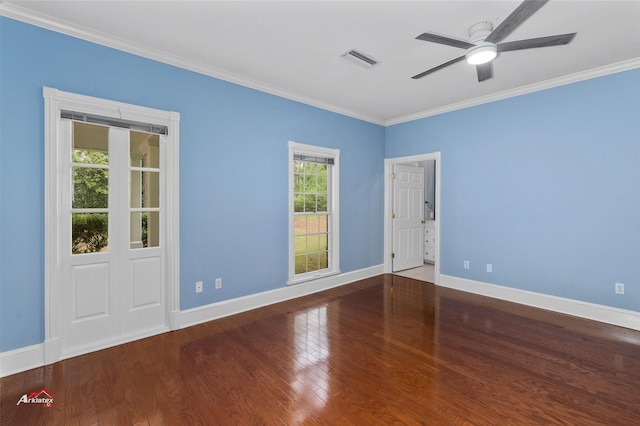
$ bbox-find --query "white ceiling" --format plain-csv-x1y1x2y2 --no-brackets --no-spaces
3,1,640,125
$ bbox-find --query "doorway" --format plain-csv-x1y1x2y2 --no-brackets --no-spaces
384,153,441,281
43,87,181,364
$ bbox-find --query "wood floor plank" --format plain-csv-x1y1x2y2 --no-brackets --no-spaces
2,274,639,425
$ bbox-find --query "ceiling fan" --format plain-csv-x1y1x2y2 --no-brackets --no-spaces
412,0,576,82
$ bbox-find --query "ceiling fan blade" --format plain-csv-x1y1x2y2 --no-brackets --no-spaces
415,32,475,50
485,0,549,44
477,63,493,82
412,55,466,79
497,33,576,52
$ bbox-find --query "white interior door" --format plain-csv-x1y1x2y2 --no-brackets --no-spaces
392,164,425,272
60,120,166,355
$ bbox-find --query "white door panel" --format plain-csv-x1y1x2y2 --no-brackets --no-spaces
392,164,425,272
72,262,111,319
130,257,161,307
64,260,119,351
121,253,165,335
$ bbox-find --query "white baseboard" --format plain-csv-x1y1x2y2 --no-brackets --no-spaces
8,267,632,377
0,343,45,378
0,328,171,378
179,264,384,329
0,264,383,377
59,326,170,362
437,274,640,331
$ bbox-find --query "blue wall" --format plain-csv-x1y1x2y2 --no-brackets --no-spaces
386,69,640,312
1,16,639,355
0,18,385,352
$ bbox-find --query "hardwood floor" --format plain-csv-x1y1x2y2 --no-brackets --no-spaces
2,274,639,425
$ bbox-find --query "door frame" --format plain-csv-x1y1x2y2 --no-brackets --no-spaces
43,87,181,364
384,152,441,280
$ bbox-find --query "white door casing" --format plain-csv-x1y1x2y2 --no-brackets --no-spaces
44,87,180,364
392,164,425,272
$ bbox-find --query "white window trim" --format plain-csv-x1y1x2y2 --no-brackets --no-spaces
288,141,340,285
43,87,181,364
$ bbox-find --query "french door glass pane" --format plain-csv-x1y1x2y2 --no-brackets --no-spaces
73,167,108,208
73,122,109,164
130,132,160,168
130,171,160,208
130,211,159,248
72,213,108,254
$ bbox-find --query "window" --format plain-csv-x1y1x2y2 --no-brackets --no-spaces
289,141,340,284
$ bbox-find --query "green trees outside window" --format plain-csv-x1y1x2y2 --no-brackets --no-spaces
293,161,330,274
72,145,110,254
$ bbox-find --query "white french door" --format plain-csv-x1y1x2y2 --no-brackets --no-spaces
59,120,166,355
44,87,180,365
392,164,425,272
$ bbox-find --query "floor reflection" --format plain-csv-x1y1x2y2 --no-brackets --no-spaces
383,275,438,400
4,275,639,424
290,304,330,423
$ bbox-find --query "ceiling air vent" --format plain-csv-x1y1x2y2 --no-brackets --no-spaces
341,49,379,69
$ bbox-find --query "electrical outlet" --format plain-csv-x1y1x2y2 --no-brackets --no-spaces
215,278,222,289
463,260,470,269
486,264,492,273
615,283,625,295
195,281,203,293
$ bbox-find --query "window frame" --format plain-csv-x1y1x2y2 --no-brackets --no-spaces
288,141,340,285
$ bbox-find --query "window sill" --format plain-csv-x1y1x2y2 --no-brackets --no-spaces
287,270,341,286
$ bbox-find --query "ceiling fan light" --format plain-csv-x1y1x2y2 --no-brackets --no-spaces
466,43,497,65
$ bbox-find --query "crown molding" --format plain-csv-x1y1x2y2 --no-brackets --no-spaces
0,2,385,126
385,58,640,126
2,3,638,128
